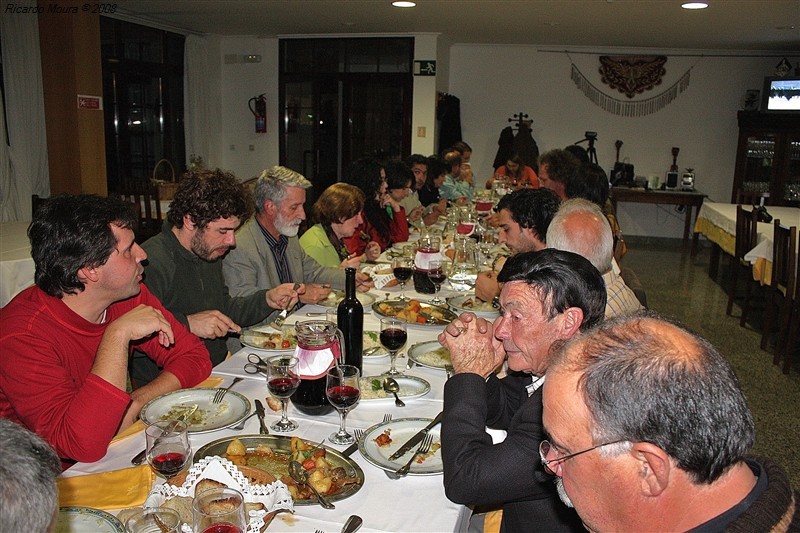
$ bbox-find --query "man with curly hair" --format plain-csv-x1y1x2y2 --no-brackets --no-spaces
132,168,300,386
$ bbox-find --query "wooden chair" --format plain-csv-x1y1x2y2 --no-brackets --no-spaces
760,221,797,363
777,257,800,373
726,205,759,326
118,180,163,243
735,188,770,206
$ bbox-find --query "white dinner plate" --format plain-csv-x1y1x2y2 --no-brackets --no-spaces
407,340,451,370
317,290,377,309
140,388,251,433
359,375,431,401
239,326,297,352
359,418,443,475
55,507,124,533
446,295,500,318
363,330,388,358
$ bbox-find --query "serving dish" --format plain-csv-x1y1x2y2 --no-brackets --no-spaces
372,299,457,326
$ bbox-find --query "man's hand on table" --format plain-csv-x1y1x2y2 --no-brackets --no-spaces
187,310,239,339
438,312,504,378
299,283,333,304
267,282,301,310
356,272,375,292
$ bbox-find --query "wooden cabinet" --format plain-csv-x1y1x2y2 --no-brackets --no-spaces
732,111,800,206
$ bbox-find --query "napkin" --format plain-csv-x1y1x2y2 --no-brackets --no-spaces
57,464,156,510
111,377,224,443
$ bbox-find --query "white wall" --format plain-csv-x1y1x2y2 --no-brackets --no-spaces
448,44,782,237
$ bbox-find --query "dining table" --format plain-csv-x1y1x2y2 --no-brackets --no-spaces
692,201,800,283
0,221,35,307
59,279,483,533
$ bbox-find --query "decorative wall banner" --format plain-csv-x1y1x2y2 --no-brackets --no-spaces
571,62,692,117
599,55,667,98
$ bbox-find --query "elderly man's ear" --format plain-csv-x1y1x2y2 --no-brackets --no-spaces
632,442,672,496
559,307,585,339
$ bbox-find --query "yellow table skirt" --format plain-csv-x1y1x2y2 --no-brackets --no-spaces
694,217,735,256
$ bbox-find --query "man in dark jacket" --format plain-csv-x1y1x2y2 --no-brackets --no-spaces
438,249,606,532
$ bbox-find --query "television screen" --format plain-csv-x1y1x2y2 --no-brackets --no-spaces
763,77,800,111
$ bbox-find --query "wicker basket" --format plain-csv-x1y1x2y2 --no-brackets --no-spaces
151,159,177,200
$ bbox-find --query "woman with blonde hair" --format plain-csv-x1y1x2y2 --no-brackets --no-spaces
300,182,379,267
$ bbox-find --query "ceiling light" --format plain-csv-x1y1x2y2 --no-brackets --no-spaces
392,1,416,7
681,2,708,9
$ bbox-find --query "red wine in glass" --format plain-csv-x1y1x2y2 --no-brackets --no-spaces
326,385,361,409
380,328,408,351
268,376,300,398
393,265,413,282
428,269,447,285
201,524,242,533
151,451,187,477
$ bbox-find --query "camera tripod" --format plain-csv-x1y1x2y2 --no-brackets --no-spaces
574,132,598,165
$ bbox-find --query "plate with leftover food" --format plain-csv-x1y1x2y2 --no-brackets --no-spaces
359,418,443,475
55,507,124,533
372,299,457,326
407,340,452,370
193,435,364,505
239,327,298,351
316,290,377,309
139,388,250,434
363,330,389,358
446,295,500,318
359,375,431,401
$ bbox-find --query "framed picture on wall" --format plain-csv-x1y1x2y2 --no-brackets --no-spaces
743,89,760,111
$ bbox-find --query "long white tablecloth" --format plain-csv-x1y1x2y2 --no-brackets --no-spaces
62,284,475,532
0,222,34,307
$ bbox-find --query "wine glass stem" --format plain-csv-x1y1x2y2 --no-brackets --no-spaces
337,408,348,436
389,350,397,374
281,398,289,423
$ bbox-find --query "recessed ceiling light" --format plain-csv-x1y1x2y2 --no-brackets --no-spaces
392,1,416,7
681,2,708,9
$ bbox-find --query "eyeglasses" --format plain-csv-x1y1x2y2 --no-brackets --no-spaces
539,439,628,476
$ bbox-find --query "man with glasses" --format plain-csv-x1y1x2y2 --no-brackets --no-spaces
542,313,798,532
438,249,606,532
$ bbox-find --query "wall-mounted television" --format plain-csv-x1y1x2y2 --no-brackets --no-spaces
762,77,800,112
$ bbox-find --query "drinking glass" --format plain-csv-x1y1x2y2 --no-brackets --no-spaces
192,487,246,533
427,260,448,305
392,256,413,300
124,507,181,533
145,420,190,479
266,355,301,432
380,317,408,375
325,365,361,445
450,243,479,291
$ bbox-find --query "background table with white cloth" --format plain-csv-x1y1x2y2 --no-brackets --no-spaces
0,221,34,307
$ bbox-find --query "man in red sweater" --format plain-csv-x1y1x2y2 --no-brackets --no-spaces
0,195,211,469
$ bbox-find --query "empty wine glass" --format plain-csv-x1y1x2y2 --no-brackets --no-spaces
392,256,413,300
427,260,448,305
380,317,408,375
266,355,301,432
325,365,361,445
145,420,191,480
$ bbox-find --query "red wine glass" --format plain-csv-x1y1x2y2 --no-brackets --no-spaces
267,355,301,432
392,256,413,300
325,364,361,445
427,260,448,305
192,487,246,533
380,317,408,375
145,419,190,480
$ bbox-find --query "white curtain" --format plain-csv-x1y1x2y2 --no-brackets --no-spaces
0,12,50,222
184,34,217,170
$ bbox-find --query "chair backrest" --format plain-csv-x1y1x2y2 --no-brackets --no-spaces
734,205,759,260
735,188,770,206
118,181,163,242
770,220,797,299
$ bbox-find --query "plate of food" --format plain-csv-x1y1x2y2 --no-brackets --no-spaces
359,418,443,475
55,507,124,533
363,330,388,358
407,340,452,370
359,375,431,401
317,290,376,309
193,435,364,505
240,326,298,351
446,295,500,318
140,388,250,434
372,298,457,326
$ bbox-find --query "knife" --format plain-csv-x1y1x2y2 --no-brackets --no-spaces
131,403,198,465
388,411,443,460
254,399,270,435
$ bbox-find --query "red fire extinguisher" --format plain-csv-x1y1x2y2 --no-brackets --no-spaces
249,94,267,133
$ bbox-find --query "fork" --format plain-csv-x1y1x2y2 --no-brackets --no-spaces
212,376,243,404
272,282,301,330
396,434,434,476
383,413,392,423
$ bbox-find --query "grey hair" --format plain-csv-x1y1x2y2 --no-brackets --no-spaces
551,312,755,484
253,165,312,213
546,198,613,274
0,419,61,531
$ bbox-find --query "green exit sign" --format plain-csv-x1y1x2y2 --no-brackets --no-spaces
414,61,436,76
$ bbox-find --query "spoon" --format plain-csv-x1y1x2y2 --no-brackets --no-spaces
341,514,363,533
383,377,405,407
289,460,335,509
